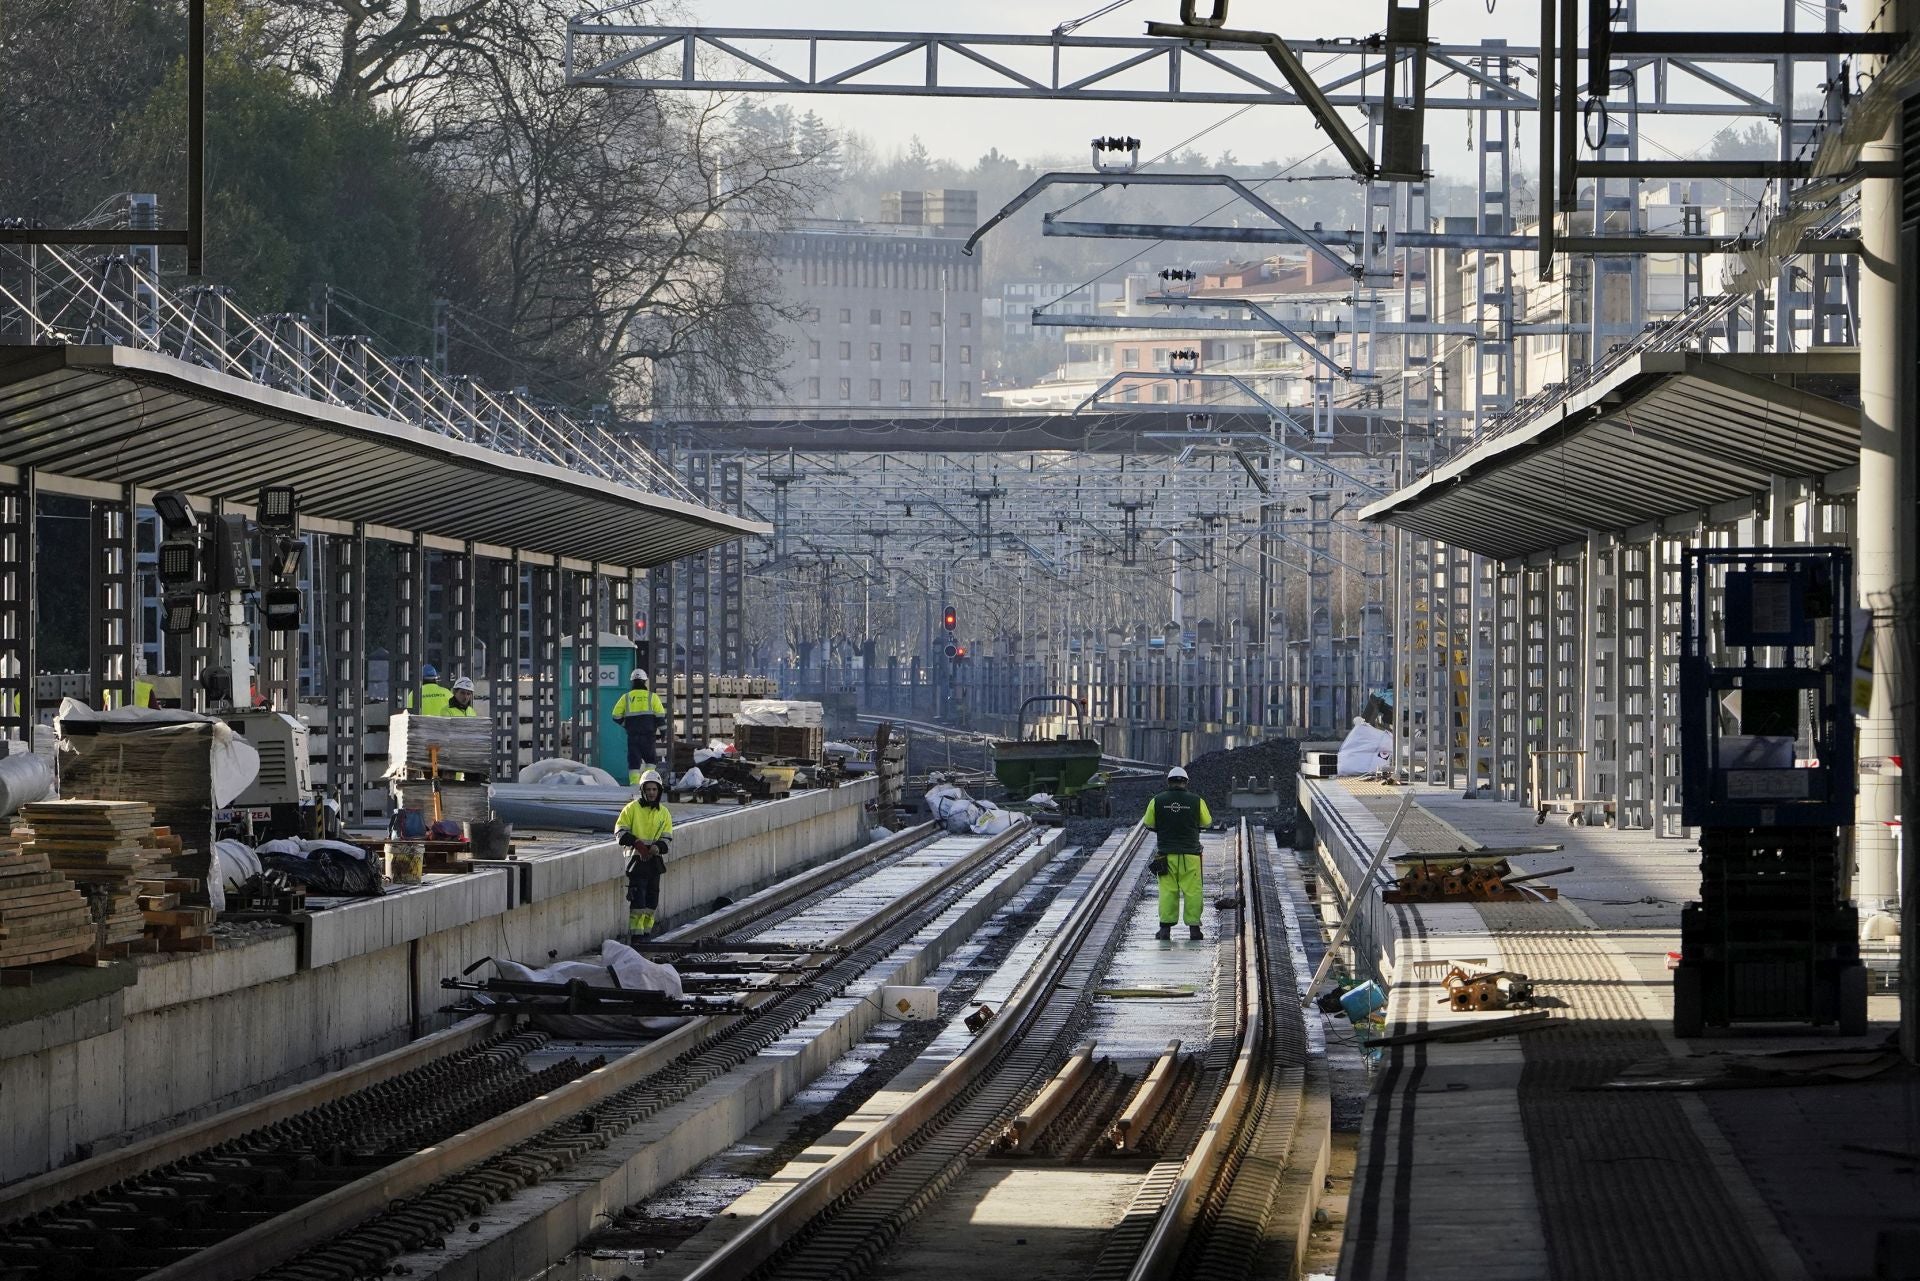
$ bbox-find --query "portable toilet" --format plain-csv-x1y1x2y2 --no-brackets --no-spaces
559,631,636,780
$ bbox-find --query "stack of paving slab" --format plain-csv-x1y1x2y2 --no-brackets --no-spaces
0,826,101,967
19,800,208,955
671,674,778,740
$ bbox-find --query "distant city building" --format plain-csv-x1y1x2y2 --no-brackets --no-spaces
986,279,1127,350
773,191,985,417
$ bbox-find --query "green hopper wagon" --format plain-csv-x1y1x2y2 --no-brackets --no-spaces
992,696,1110,820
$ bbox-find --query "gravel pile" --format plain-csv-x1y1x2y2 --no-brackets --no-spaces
1181,738,1302,830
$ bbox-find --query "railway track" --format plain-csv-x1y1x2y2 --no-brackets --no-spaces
665,819,1321,1281
0,821,1051,1281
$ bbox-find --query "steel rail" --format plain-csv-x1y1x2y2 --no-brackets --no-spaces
1128,819,1314,1281
19,822,1032,1281
654,820,937,944
0,1014,501,1227
1126,820,1260,1281
679,821,1149,1281
183,820,1039,1281
0,825,944,1238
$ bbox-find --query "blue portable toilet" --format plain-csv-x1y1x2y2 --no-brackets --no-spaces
559,631,636,779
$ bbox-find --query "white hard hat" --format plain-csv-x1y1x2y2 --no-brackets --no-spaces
1167,766,1189,781
638,769,664,789
631,669,649,684
452,677,475,693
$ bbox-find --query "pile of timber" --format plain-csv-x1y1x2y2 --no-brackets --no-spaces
19,801,212,955
0,830,101,968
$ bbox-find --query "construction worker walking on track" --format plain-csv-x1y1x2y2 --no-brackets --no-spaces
1142,765,1212,941
612,669,666,783
616,770,672,938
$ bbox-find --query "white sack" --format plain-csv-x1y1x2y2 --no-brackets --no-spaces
1336,717,1394,776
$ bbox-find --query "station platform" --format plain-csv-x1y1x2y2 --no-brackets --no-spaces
1300,778,1916,1281
0,781,876,1188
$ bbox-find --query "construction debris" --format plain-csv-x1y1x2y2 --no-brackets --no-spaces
1439,967,1534,1012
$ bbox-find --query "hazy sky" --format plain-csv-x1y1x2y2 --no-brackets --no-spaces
626,1,1845,178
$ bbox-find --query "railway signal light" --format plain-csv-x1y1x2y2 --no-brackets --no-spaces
942,606,957,631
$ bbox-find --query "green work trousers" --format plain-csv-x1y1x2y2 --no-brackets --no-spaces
1157,854,1204,927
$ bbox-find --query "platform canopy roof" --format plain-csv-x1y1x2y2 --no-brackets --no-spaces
0,345,766,567
1359,351,1860,561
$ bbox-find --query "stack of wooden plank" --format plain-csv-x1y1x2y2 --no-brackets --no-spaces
19,801,209,955
0,830,101,968
136,827,211,952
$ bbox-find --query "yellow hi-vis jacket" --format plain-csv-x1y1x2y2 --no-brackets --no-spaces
615,799,673,846
613,689,666,722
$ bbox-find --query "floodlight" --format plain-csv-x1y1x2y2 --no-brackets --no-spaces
256,484,299,532
158,536,200,587
162,593,199,635
152,490,199,533
269,538,304,583
261,586,302,632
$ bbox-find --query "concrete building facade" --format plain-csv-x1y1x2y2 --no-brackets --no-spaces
773,192,985,417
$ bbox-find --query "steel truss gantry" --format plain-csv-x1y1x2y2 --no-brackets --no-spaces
584,2,1880,802
564,18,1870,119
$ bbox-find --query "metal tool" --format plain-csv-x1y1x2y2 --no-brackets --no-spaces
1439,967,1534,1012
1383,847,1568,903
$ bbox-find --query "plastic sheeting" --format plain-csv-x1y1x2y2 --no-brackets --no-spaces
518,758,621,787
735,699,823,728
0,753,55,817
55,700,260,806
209,838,264,912
485,939,687,1037
259,841,383,896
924,782,1018,835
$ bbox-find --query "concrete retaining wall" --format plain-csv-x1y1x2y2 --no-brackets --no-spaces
0,780,875,1187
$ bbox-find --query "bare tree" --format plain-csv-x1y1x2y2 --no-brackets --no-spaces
248,0,543,116
242,0,831,411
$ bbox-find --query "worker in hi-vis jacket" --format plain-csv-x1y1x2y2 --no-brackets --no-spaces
615,770,672,937
1142,765,1211,941
611,669,666,784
